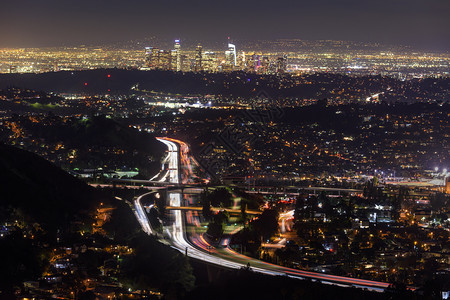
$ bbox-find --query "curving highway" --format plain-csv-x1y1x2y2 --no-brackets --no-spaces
134,192,155,235
135,137,392,292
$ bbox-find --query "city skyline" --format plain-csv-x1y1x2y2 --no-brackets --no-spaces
1,0,449,51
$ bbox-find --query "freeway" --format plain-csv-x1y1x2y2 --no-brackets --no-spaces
134,192,155,235
135,137,392,292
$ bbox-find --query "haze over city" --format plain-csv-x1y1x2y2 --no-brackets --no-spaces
1,0,449,51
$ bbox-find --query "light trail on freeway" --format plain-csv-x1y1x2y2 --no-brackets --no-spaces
134,137,393,292
134,192,155,235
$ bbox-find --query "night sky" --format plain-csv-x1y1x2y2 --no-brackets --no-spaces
1,0,449,50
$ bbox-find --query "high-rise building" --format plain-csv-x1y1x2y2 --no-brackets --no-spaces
173,39,181,71
151,48,160,69
170,49,178,71
144,47,162,69
159,50,172,70
237,51,246,69
276,55,288,74
194,44,203,72
225,38,237,70
143,38,288,74
244,53,258,73
181,54,189,72
145,47,153,67
202,51,217,72
258,56,270,74
248,54,262,73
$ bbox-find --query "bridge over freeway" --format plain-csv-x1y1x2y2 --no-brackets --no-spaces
113,178,363,195
246,186,363,197
165,206,262,215
112,178,201,187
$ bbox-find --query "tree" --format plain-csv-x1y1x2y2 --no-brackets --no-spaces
200,190,212,220
120,233,195,297
78,291,96,300
103,200,141,243
0,231,49,292
234,189,264,209
240,201,248,225
206,211,228,241
208,188,233,208
253,209,279,241
206,221,223,241
214,210,229,224
429,192,448,212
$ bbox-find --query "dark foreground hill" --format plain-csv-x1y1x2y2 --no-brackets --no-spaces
0,143,101,234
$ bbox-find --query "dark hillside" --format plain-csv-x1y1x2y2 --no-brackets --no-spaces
0,144,100,233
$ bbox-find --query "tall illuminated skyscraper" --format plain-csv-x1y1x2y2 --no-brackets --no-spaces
144,47,153,67
202,51,217,72
144,47,161,69
173,39,181,71
239,51,246,69
170,49,177,71
151,47,160,69
159,50,172,70
225,38,237,69
194,44,203,72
